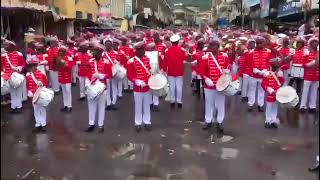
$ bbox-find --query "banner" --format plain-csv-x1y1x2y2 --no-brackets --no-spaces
277,1,302,17
245,0,260,7
260,0,270,17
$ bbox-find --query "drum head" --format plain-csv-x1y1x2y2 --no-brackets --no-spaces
112,64,118,77
216,74,232,91
276,86,297,103
148,73,167,90
32,88,42,104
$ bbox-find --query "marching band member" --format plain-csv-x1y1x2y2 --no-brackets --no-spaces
47,38,60,93
164,34,188,109
67,39,78,86
300,37,319,113
247,39,256,51
261,62,284,129
236,43,250,102
103,38,119,110
288,37,308,94
247,37,272,112
119,35,135,91
74,41,91,100
191,38,205,96
1,40,26,113
84,43,108,133
277,36,295,85
112,38,125,98
198,38,230,133
26,59,49,132
55,46,74,112
35,43,48,75
127,41,152,132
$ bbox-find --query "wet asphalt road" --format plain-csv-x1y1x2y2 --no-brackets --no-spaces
1,67,319,180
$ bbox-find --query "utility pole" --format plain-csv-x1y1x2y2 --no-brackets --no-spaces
241,0,244,29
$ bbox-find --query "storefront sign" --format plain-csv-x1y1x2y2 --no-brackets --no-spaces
311,0,319,9
245,0,260,7
260,0,270,17
277,1,301,17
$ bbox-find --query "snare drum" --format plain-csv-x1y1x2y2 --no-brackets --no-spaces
276,86,299,108
216,74,240,96
112,64,127,80
148,73,168,97
32,87,54,106
8,72,25,89
85,80,106,100
289,65,304,78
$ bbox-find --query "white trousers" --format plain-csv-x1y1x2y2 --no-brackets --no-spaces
106,79,117,106
300,80,319,109
168,76,183,104
134,91,151,126
49,70,60,92
248,77,265,107
22,80,28,101
61,83,72,108
10,86,23,109
79,76,86,98
266,102,278,123
33,104,47,127
72,65,78,83
204,88,225,123
123,76,129,90
283,69,290,85
88,90,107,127
116,78,123,97
151,93,159,106
240,74,250,98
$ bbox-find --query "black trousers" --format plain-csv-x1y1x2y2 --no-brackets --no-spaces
288,77,303,95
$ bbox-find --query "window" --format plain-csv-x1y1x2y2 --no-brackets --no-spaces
76,11,83,19
55,6,60,14
87,13,93,21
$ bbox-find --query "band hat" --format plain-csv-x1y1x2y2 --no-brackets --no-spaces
277,33,287,38
308,37,319,45
133,41,146,49
59,45,67,50
103,37,113,45
4,40,16,46
197,38,205,44
239,36,248,41
28,27,35,32
170,34,180,42
146,42,156,49
79,40,89,47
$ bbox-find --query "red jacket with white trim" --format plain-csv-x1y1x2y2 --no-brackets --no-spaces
1,51,26,75
303,50,319,81
126,56,151,92
164,44,188,76
261,71,284,102
26,70,49,94
57,56,74,84
74,52,92,77
247,48,272,79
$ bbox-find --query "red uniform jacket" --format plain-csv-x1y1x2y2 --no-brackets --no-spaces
277,47,294,70
1,51,26,75
156,42,167,71
198,52,230,89
74,52,92,77
36,54,48,64
127,56,151,92
164,44,188,76
191,49,204,74
247,48,272,79
292,48,308,66
237,51,250,77
26,70,49,94
261,71,284,102
303,50,319,81
47,47,60,71
102,51,118,79
86,58,109,86
67,47,78,58
57,56,74,84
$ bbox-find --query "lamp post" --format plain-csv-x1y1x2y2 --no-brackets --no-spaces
241,0,244,29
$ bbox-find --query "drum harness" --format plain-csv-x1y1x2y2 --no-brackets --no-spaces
134,56,152,89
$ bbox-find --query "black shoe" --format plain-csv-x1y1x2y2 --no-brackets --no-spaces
135,125,142,132
258,106,264,112
111,105,118,111
150,104,154,110
236,91,241,95
309,108,316,114
153,105,159,112
54,91,60,95
177,103,182,109
60,106,67,112
105,105,112,111
145,124,152,131
217,123,224,134
10,108,17,114
32,126,42,133
78,97,86,101
309,163,319,172
264,123,271,129
270,123,278,129
85,125,95,132
170,103,175,109
41,126,47,132
241,97,248,102
248,106,253,112
202,123,212,130
98,126,104,133
300,108,307,114
72,83,77,87
118,96,123,100
66,107,72,112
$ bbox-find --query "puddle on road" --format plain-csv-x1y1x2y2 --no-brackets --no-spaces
220,148,239,160
206,134,235,144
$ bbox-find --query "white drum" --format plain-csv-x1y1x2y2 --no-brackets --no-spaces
216,74,240,96
32,87,54,106
276,86,299,108
148,73,168,97
112,63,127,80
8,72,25,89
85,80,106,100
1,76,10,95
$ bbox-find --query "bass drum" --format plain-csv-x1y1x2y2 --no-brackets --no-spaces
216,74,240,96
112,63,127,80
148,73,168,97
276,86,299,108
32,87,55,106
1,76,10,95
8,72,25,89
85,80,106,100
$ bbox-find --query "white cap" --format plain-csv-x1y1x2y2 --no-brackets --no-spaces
277,33,287,38
239,37,248,41
170,34,180,42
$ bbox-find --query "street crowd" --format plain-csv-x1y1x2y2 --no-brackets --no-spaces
1,23,319,136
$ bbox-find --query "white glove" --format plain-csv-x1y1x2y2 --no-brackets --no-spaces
41,60,48,65
1,72,4,76
223,69,230,74
93,73,100,78
36,81,43,87
76,61,81,65
135,79,146,87
267,87,275,94
85,78,91,88
27,91,33,98
277,70,283,77
16,66,23,72
260,69,268,76
205,77,214,87
98,73,105,80
253,68,260,74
